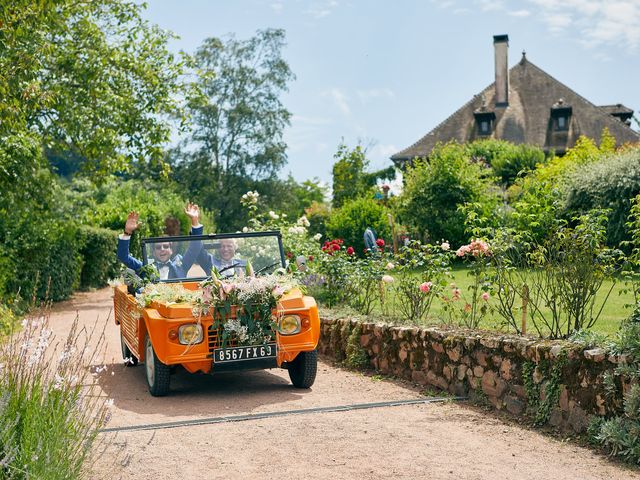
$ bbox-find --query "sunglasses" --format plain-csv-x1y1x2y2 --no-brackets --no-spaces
153,243,172,251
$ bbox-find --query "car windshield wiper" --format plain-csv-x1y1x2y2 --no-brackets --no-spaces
218,262,242,274
256,261,281,275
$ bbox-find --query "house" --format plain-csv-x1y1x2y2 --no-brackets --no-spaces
391,35,640,168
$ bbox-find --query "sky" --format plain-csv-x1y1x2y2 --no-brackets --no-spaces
142,0,640,184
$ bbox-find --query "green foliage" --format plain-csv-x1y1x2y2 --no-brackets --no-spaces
0,0,184,177
398,141,498,247
345,323,369,369
522,355,567,426
468,140,545,186
564,146,640,248
175,29,294,230
77,226,120,289
0,314,109,478
326,196,391,256
346,250,391,315
332,144,371,208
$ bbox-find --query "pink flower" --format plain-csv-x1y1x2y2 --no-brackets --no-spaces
456,245,471,257
382,275,394,284
202,285,213,302
419,281,433,293
272,286,285,297
386,262,395,270
481,292,490,301
452,288,461,301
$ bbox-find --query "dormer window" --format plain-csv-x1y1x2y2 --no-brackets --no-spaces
551,99,572,132
474,110,496,137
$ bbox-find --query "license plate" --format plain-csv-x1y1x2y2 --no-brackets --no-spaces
214,343,277,363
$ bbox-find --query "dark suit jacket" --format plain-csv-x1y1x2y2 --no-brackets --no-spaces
117,225,204,280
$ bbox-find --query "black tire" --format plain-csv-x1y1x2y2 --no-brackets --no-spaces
121,331,138,367
145,335,171,397
288,349,318,389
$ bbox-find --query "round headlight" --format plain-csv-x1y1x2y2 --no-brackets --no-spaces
279,315,301,335
178,324,203,345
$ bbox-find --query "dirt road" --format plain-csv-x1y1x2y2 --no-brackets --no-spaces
48,288,639,480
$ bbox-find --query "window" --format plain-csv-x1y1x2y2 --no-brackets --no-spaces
474,110,495,136
557,116,566,130
480,120,490,134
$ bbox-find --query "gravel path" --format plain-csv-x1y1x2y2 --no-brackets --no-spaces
48,288,640,480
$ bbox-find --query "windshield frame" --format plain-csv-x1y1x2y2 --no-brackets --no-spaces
141,230,285,283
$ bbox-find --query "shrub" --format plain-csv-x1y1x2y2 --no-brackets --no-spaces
0,311,112,478
5,219,82,302
77,226,120,289
564,146,640,248
398,141,498,247
326,196,390,256
467,140,545,186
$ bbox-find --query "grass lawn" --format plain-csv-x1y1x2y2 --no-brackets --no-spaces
330,267,635,337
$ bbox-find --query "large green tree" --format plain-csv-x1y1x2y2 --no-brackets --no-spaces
174,29,294,230
0,0,183,177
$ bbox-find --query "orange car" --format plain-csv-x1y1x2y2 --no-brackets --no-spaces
114,231,320,396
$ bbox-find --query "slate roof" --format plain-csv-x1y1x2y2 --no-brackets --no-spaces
391,55,640,165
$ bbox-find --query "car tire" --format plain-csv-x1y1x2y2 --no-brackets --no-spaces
121,331,138,367
288,349,318,389
145,335,171,397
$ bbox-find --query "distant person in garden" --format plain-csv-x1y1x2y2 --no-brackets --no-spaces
196,238,246,278
117,203,204,280
364,227,378,252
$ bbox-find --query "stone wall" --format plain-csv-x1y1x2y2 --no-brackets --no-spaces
319,318,634,433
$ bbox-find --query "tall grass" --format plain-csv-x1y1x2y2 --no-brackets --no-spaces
0,306,111,479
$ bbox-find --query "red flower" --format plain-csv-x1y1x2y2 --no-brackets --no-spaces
332,243,340,251
308,255,314,261
376,238,385,247
286,251,293,259
346,246,355,256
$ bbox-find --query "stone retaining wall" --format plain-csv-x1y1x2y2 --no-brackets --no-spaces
319,318,634,433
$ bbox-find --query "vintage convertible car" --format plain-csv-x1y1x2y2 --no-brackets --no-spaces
113,231,319,396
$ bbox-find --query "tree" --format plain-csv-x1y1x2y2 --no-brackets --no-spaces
174,29,294,230
0,0,184,177
331,143,396,208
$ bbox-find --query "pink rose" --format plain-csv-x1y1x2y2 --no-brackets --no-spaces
382,275,394,284
481,292,490,301
419,281,433,293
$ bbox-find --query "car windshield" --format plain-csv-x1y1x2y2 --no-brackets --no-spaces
141,231,285,282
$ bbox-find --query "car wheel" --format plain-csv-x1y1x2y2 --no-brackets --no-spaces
145,335,171,397
288,349,318,389
121,331,138,367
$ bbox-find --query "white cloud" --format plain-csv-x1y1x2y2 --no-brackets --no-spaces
508,9,531,17
322,88,351,115
285,115,332,154
306,0,339,19
356,88,396,103
527,0,640,51
270,2,284,13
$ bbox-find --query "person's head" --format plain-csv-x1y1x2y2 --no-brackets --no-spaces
152,241,173,263
219,239,237,262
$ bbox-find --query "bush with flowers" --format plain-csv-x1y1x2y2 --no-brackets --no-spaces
309,238,355,306
390,240,453,322
346,244,393,315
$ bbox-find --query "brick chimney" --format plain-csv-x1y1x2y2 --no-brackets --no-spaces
493,34,509,107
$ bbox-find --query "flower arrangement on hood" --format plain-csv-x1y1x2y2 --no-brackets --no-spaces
194,262,300,347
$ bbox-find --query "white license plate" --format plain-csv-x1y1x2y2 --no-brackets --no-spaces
214,343,277,363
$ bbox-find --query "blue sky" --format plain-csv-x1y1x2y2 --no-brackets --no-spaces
143,0,640,184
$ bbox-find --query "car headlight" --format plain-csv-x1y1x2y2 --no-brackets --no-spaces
278,315,301,335
178,324,203,344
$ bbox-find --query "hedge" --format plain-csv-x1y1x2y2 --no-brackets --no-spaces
77,226,120,289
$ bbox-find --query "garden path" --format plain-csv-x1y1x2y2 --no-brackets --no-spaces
48,288,640,480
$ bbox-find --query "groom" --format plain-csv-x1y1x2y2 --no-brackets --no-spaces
117,203,204,280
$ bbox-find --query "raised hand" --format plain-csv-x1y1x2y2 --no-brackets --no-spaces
185,202,200,226
124,211,140,236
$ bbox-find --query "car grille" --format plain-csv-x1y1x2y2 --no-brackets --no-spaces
207,324,276,354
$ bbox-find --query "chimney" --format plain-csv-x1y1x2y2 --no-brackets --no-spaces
493,34,509,107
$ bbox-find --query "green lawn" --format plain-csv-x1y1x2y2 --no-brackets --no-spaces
361,267,635,337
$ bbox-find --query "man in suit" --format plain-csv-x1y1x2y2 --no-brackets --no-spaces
117,203,204,280
198,238,246,278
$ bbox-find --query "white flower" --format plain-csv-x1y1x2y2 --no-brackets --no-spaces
242,226,249,232
382,275,394,283
313,233,322,241
297,215,310,227
268,211,279,220
386,262,394,270
441,241,450,251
